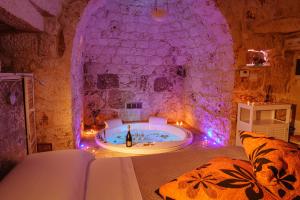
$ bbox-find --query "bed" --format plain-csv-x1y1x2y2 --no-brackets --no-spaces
0,146,247,200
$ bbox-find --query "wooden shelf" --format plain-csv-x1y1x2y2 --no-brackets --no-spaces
253,119,286,125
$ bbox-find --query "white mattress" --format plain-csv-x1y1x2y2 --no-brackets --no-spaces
85,157,143,200
0,150,94,200
0,147,246,200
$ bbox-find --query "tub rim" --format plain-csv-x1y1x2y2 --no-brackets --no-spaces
95,122,193,155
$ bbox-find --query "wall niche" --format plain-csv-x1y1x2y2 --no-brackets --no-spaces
246,49,270,67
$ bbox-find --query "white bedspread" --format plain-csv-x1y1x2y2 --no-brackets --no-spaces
85,157,143,200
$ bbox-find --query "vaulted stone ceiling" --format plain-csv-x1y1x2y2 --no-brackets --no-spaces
0,0,63,32
0,20,15,33
73,0,234,144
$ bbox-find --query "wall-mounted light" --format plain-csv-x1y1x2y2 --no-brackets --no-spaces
151,0,168,22
6,81,18,106
9,91,17,105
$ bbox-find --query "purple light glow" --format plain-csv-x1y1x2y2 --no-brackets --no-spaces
205,128,224,146
207,129,213,138
79,143,94,151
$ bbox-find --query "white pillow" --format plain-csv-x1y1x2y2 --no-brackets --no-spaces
0,150,94,200
104,118,123,129
149,116,167,125
85,157,143,200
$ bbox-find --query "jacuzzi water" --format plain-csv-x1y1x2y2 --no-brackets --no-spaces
95,123,193,155
107,130,182,144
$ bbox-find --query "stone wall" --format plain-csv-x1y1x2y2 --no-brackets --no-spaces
216,0,300,142
84,1,190,126
82,0,189,127
70,0,102,148
182,0,234,145
0,0,88,150
81,0,234,146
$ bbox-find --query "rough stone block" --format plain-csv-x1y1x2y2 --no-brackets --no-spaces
117,47,131,55
135,56,147,65
136,41,149,48
0,33,38,57
97,74,119,89
38,34,58,57
121,40,135,47
108,89,134,109
154,77,171,92
112,56,123,64
123,56,136,64
44,17,61,35
148,56,163,66
140,75,148,91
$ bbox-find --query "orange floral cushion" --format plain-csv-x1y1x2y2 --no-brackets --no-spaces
240,131,300,200
156,157,276,200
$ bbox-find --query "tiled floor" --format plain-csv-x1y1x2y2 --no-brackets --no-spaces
80,125,223,158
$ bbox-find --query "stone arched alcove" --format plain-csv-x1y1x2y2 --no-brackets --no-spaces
71,0,106,148
71,0,234,147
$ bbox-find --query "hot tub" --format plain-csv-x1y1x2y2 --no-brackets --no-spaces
95,123,193,155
